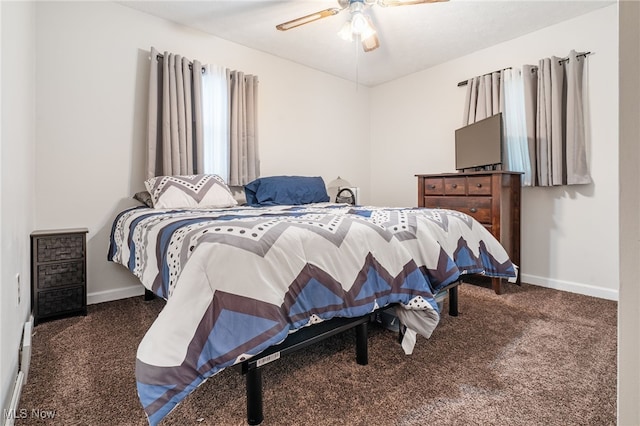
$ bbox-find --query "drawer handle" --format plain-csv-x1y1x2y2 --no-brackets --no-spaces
476,183,482,188
451,184,458,189
469,207,478,213
428,184,436,189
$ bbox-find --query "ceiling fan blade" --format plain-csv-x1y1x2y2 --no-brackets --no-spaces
276,8,341,31
378,0,448,6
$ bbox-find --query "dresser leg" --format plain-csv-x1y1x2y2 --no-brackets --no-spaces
492,278,502,295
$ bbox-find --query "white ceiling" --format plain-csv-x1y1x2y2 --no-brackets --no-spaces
120,0,613,86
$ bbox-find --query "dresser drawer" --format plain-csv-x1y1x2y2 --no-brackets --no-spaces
37,260,85,290
467,176,492,195
424,196,493,224
443,177,466,195
37,286,85,317
36,235,85,262
422,178,444,195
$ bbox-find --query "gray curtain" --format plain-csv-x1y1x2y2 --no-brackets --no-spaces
522,65,538,185
227,71,260,186
147,47,204,179
463,71,504,126
523,50,591,186
565,51,591,185
535,56,565,186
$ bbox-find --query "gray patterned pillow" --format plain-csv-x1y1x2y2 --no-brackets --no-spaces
144,174,237,209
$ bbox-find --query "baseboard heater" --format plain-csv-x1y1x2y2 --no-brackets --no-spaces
4,318,33,426
3,372,24,426
21,319,32,384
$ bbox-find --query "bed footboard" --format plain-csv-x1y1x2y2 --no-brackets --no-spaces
241,315,370,425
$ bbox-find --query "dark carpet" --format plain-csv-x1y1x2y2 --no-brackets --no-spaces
16,282,617,425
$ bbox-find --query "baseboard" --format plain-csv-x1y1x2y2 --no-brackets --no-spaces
87,285,145,305
521,273,618,301
3,372,24,426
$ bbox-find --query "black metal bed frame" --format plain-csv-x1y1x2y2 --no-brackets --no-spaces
143,282,460,425
239,282,460,425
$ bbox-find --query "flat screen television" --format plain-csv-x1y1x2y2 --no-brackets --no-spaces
455,113,503,171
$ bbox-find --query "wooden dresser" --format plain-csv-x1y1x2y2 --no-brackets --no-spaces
31,228,88,325
416,171,521,293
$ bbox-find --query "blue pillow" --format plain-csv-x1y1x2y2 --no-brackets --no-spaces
244,176,330,206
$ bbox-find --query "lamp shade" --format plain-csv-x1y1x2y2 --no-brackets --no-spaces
327,176,353,189
327,176,353,202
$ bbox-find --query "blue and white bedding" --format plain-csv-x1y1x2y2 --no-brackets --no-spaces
108,203,516,425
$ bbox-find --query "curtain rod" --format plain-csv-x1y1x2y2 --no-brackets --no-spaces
155,53,204,74
154,54,255,81
456,51,592,87
457,67,511,87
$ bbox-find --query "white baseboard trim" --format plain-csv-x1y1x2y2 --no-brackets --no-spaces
87,285,145,305
3,372,24,426
521,273,619,301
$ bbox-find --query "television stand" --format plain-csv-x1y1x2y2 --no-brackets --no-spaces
415,171,521,294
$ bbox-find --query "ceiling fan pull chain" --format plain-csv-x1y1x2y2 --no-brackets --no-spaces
355,33,360,90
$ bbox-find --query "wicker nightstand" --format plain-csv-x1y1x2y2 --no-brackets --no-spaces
30,228,88,325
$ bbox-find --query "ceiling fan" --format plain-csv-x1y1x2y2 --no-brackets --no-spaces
275,0,448,53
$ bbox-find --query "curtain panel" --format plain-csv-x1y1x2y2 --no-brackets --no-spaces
463,69,531,185
228,71,260,186
524,50,592,186
147,47,260,185
147,47,203,179
462,50,591,187
564,51,591,185
463,71,503,126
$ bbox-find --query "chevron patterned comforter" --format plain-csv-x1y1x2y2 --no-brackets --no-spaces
108,204,516,425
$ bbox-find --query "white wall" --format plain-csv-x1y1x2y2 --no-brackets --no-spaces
34,2,371,302
0,0,36,414
370,5,618,300
33,3,618,303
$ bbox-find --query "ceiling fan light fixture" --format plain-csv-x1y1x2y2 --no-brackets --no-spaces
337,21,354,41
277,0,447,51
351,12,369,34
337,3,376,45
350,11,370,35
361,15,377,41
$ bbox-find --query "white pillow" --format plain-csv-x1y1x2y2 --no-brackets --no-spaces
144,174,238,209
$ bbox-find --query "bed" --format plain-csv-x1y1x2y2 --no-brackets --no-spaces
107,174,517,425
